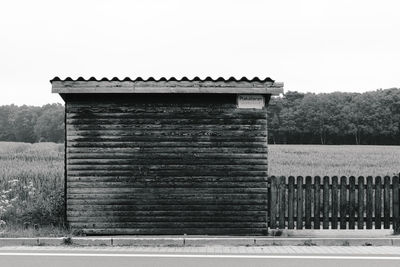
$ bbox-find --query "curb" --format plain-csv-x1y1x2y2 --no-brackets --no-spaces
1,237,400,247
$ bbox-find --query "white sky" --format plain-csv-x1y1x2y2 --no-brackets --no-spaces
0,0,399,105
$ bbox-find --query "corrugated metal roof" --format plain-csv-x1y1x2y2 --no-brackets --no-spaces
51,76,283,95
50,76,275,83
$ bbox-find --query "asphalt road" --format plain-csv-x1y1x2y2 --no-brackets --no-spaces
1,248,400,267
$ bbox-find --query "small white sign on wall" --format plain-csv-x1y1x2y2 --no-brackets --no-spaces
237,95,265,109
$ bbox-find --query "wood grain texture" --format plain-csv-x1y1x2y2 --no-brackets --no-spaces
65,98,268,235
366,176,373,229
287,176,295,229
331,176,339,229
322,176,329,229
384,176,391,229
393,176,400,233
67,215,267,223
296,176,303,229
340,176,347,229
314,176,321,229
269,176,277,229
357,176,365,229
348,176,356,229
67,210,268,217
375,176,382,229
278,176,286,229
305,176,312,229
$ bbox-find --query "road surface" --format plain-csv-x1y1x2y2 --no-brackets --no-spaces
1,246,400,267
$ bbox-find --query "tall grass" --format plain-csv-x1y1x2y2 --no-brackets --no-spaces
0,142,64,228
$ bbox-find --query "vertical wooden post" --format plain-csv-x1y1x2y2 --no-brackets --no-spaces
357,176,365,229
384,176,391,229
314,176,321,229
288,176,295,229
331,176,339,229
297,176,304,229
340,176,347,229
322,176,330,229
270,176,277,229
349,176,356,229
305,176,312,229
278,176,286,229
393,176,400,233
375,176,382,229
366,176,373,229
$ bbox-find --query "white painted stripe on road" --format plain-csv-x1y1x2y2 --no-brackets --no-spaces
0,253,400,260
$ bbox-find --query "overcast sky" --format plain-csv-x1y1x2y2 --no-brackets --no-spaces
0,0,399,105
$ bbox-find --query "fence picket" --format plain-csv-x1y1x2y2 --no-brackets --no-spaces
296,176,303,229
340,176,347,229
270,176,277,229
305,176,312,229
393,176,400,233
366,176,373,229
314,176,321,229
323,176,330,229
288,176,295,229
349,176,356,229
375,176,382,229
384,176,390,229
358,176,365,229
278,176,286,229
331,176,339,229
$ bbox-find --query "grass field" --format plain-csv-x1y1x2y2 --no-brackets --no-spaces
0,142,399,236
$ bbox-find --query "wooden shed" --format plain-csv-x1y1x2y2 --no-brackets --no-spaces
51,76,283,235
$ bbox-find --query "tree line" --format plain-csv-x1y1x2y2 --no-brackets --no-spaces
0,88,399,145
0,103,64,143
268,88,400,145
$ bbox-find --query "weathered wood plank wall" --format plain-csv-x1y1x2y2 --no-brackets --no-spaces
64,94,269,235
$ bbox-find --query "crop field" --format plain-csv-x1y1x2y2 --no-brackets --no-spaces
0,142,399,235
269,144,400,177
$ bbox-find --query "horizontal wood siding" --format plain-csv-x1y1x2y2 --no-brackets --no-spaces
65,95,268,235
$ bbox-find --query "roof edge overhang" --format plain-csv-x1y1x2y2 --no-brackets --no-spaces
51,77,284,95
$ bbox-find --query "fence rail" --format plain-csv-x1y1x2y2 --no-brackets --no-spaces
269,175,400,230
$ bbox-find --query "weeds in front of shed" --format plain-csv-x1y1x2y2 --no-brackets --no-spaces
393,225,400,235
270,230,283,237
0,142,65,236
62,237,73,245
0,224,70,238
71,229,86,236
301,240,317,246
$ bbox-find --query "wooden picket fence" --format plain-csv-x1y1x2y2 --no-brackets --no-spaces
269,175,400,230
